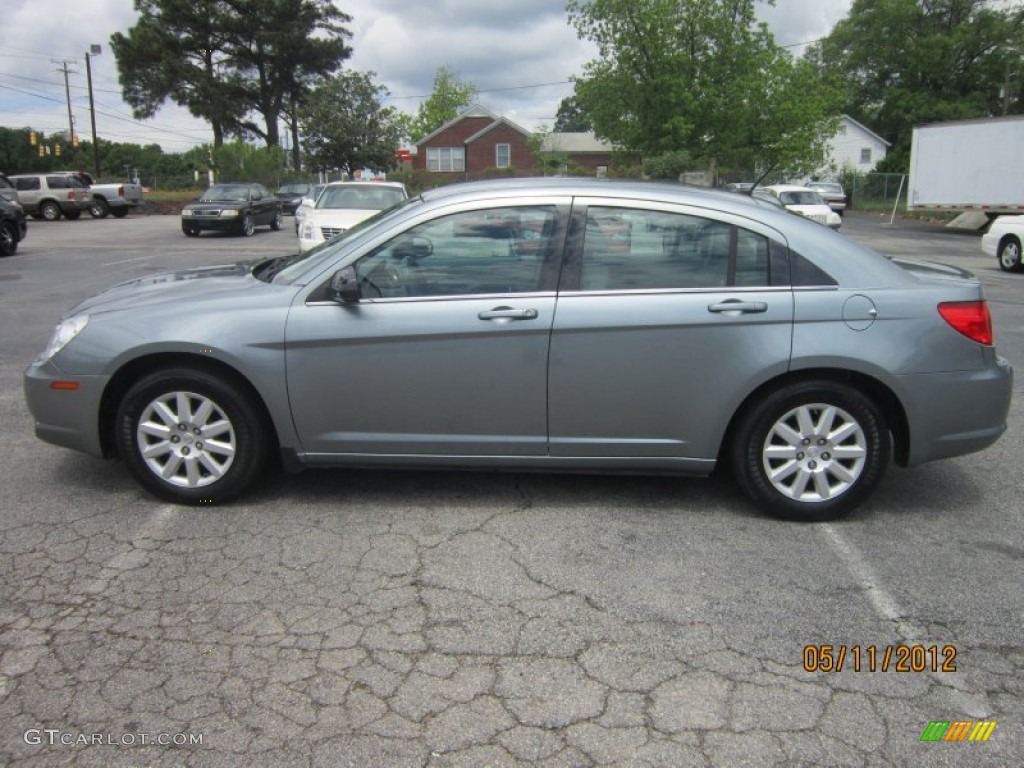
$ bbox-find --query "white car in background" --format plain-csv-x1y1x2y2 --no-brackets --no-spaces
298,181,408,252
752,185,842,229
981,214,1024,272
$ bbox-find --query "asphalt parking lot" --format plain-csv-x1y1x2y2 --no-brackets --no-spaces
1,209,1021,767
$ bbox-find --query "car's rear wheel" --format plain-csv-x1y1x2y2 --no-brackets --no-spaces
0,221,18,256
240,212,255,237
110,207,129,218
40,201,62,221
732,380,889,521
997,235,1022,272
90,199,110,218
115,369,269,504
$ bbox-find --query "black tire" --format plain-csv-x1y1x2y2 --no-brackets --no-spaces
115,368,269,504
270,210,283,231
64,209,82,221
90,199,110,219
997,236,1022,273
0,221,18,256
182,223,200,237
239,212,255,237
731,380,890,521
40,201,62,221
110,207,129,218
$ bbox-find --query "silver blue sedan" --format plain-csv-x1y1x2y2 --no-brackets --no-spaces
24,179,1012,520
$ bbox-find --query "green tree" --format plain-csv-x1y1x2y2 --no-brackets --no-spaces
410,66,479,142
554,95,592,132
299,71,406,174
213,140,288,187
808,0,1024,170
111,0,249,148
567,0,843,176
226,0,353,148
111,0,351,150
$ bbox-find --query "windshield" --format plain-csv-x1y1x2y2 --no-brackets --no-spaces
198,184,250,202
779,190,827,206
811,183,843,194
317,184,406,211
267,197,421,285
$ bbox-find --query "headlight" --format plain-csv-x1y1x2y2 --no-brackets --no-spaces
220,209,239,218
39,315,89,362
181,210,192,217
301,223,318,240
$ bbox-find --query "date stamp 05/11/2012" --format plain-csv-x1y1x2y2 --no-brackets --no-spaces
803,644,958,673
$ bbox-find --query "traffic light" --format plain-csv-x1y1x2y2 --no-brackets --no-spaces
72,134,79,147
29,130,37,145
55,144,61,157
38,145,44,157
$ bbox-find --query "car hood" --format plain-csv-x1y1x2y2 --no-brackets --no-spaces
66,262,273,317
309,209,379,230
183,201,246,212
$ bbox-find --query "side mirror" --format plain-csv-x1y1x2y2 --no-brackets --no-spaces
329,265,360,304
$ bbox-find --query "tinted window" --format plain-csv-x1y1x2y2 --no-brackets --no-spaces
14,177,40,191
354,206,558,298
581,207,769,290
0,175,14,190
46,176,69,189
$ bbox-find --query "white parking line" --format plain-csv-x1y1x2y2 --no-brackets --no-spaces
819,523,992,717
101,256,154,266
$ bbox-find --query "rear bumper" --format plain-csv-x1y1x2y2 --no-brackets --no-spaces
900,355,1013,466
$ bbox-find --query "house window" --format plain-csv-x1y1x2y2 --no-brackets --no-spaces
860,148,872,164
495,144,511,168
596,165,608,179
426,147,465,172
838,124,847,135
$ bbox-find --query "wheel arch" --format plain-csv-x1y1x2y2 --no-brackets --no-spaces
98,352,281,459
719,367,910,468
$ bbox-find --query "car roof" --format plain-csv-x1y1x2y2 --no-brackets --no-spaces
759,184,818,193
324,180,406,189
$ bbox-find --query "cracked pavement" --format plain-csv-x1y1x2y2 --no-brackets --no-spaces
2,216,1022,766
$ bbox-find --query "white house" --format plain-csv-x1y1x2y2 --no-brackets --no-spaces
827,114,891,173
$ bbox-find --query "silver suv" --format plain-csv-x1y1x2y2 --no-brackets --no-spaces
9,173,93,221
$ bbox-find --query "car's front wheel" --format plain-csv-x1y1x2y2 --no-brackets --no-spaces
182,223,200,237
40,202,62,221
997,235,1022,272
115,369,269,504
239,212,255,237
731,380,890,521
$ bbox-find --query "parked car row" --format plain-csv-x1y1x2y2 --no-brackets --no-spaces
0,170,144,222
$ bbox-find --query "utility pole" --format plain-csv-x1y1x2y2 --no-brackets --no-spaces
85,45,101,179
52,59,77,145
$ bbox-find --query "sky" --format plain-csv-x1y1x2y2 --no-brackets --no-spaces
0,0,854,155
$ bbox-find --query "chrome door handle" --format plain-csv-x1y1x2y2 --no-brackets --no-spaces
478,308,539,321
707,300,768,314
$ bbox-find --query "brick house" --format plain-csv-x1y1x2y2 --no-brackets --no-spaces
414,105,538,177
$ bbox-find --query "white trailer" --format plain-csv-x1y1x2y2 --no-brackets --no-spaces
908,115,1024,216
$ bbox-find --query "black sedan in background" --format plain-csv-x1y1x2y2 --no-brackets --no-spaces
275,182,313,215
181,183,283,237
0,196,27,256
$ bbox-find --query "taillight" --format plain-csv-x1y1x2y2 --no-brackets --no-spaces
938,301,993,345
117,185,124,196
68,190,75,200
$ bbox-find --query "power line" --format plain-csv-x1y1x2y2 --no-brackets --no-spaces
0,71,122,95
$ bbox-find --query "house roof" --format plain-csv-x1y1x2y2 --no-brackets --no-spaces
464,116,532,144
541,132,614,153
840,114,891,147
415,103,501,146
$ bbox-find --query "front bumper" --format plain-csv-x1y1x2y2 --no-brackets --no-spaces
23,359,109,458
181,215,242,233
